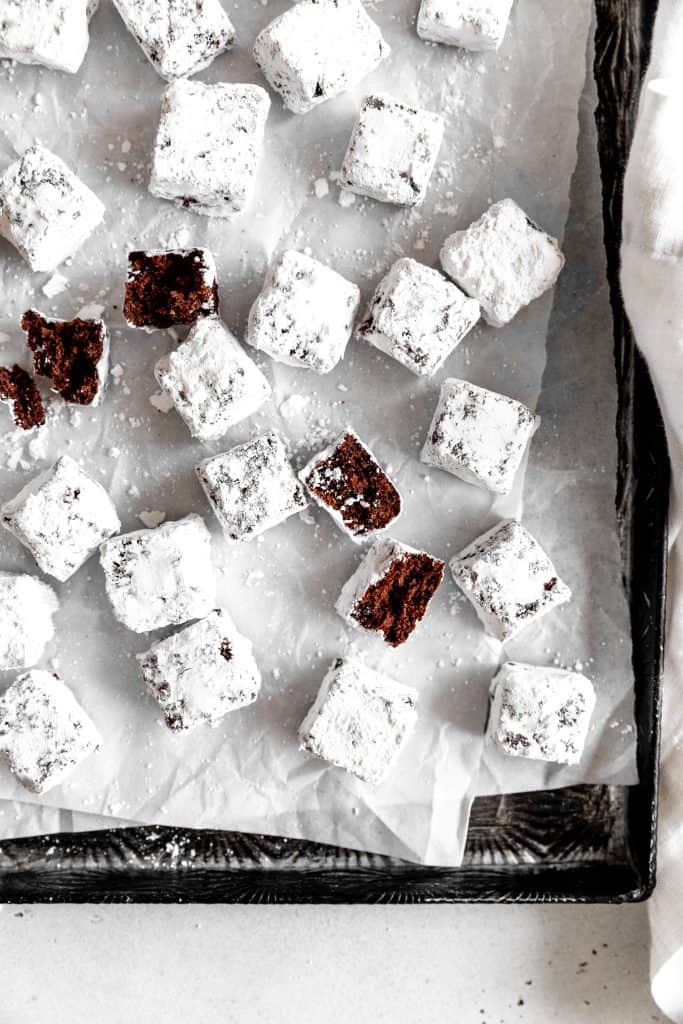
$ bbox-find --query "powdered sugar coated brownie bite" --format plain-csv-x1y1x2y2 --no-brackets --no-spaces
421,378,537,493
0,0,93,74
155,317,271,442
299,429,401,543
357,258,480,377
451,519,571,642
196,431,307,542
253,0,390,115
0,145,104,272
112,0,235,80
486,661,596,766
149,80,270,217
247,250,360,373
336,537,444,647
339,94,444,207
22,309,109,407
417,0,514,51
440,199,564,327
2,455,120,582
137,609,261,732
299,657,418,784
0,364,45,430
100,514,215,633
0,572,59,671
0,669,101,793
124,248,218,332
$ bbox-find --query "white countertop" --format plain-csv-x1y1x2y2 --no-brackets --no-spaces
1,902,664,1022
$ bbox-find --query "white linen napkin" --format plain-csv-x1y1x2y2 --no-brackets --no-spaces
621,1,683,1019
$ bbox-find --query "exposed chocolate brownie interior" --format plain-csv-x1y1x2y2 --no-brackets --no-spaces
22,310,104,405
305,433,401,536
351,552,444,646
124,250,219,329
0,364,46,429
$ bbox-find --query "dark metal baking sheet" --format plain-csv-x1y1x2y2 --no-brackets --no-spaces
0,0,667,904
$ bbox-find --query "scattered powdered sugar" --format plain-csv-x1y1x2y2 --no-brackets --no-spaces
138,509,166,529
42,273,69,298
148,391,176,414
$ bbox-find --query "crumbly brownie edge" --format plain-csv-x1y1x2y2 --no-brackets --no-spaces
0,364,46,429
350,551,445,646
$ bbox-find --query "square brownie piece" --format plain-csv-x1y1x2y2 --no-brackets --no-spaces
417,0,514,51
100,514,215,633
0,364,45,430
0,145,105,272
0,572,58,671
137,609,261,732
124,248,218,331
2,455,121,582
253,0,389,115
112,0,235,80
299,429,401,543
247,250,360,373
440,199,565,327
196,430,307,542
0,0,92,73
450,519,571,641
340,94,444,207
357,258,480,377
336,536,444,647
154,316,271,441
487,661,596,765
0,669,101,794
22,308,109,407
421,378,537,494
149,80,270,217
299,657,418,784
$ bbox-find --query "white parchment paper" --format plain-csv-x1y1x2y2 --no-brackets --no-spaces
0,0,636,865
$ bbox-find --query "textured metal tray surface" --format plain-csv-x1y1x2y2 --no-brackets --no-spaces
0,0,668,903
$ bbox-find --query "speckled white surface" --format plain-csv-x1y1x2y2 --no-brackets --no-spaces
0,904,664,1024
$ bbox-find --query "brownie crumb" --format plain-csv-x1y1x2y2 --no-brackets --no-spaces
0,364,46,429
124,249,219,330
304,432,401,537
22,310,105,406
352,552,444,646
220,639,233,661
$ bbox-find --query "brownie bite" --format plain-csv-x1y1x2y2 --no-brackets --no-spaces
112,0,235,81
340,94,444,207
299,429,401,543
486,662,596,765
2,455,121,582
0,669,101,794
123,248,218,331
22,309,109,406
0,145,104,273
450,519,571,641
0,364,45,429
299,657,418,784
336,537,444,647
196,431,307,542
137,609,261,732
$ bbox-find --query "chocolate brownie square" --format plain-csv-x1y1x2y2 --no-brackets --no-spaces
299,429,401,543
0,364,45,429
336,537,444,646
22,308,109,406
124,248,218,331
